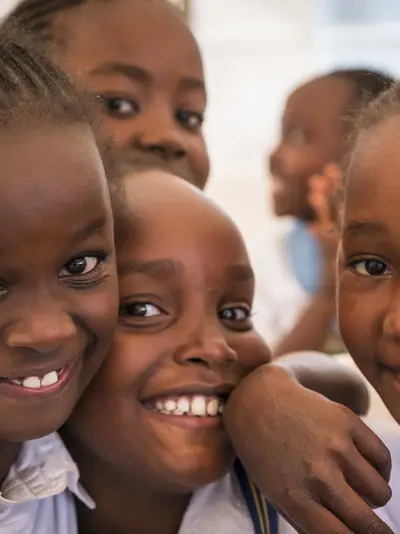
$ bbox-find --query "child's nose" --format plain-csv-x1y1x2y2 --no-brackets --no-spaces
135,131,186,160
174,323,238,369
131,111,187,160
3,307,77,354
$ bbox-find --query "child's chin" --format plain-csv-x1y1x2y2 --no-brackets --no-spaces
163,452,235,491
0,399,77,442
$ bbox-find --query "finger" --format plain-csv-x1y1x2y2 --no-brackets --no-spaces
319,476,394,534
324,162,342,191
344,448,392,508
353,421,392,482
308,175,332,228
277,493,353,534
307,174,323,210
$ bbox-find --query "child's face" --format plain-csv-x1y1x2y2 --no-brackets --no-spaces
269,77,353,220
0,125,118,441
66,171,270,492
338,116,400,424
56,0,209,190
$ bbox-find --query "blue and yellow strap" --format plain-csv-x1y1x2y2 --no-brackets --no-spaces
234,460,279,534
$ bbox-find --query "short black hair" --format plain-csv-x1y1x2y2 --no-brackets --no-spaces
329,68,395,115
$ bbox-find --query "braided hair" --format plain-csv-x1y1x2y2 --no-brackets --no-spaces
5,0,87,42
0,23,100,132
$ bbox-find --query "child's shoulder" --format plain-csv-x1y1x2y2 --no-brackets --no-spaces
368,421,400,530
0,432,93,534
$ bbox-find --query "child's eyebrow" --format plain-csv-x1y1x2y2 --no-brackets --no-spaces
344,219,389,238
71,216,108,241
90,61,205,92
226,265,254,283
91,62,150,84
118,259,181,280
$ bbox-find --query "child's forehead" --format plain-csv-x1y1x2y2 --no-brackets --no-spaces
285,77,353,121
117,172,243,249
58,0,202,74
349,116,400,184
344,116,400,219
0,124,107,207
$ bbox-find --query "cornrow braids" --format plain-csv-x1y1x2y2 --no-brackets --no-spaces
0,23,101,133
4,0,87,42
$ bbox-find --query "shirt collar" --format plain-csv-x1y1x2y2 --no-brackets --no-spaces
0,433,94,510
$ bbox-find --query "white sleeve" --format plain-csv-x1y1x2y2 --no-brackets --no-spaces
368,421,400,531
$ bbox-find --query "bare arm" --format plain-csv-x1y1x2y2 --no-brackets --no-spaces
223,362,392,534
274,351,369,415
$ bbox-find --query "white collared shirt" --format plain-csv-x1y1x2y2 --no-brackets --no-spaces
370,421,400,530
178,470,295,534
0,430,295,534
0,433,93,534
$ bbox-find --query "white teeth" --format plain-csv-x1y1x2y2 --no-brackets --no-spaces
191,396,207,417
14,371,61,389
151,395,226,418
164,399,177,412
41,371,59,387
176,397,190,414
22,376,41,389
207,399,220,417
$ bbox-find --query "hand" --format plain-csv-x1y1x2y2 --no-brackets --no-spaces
223,365,393,534
307,164,341,296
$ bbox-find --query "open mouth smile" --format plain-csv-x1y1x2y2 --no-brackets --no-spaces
0,356,81,397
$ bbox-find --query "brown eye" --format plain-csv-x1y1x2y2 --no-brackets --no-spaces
219,306,251,322
123,302,163,318
99,95,140,118
60,256,102,277
351,258,391,277
176,109,204,131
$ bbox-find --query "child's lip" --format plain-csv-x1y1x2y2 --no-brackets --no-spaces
0,351,87,381
140,382,236,403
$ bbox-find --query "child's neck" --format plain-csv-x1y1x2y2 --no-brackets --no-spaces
67,439,192,534
0,441,21,487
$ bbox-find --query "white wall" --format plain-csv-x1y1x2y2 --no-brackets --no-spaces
191,0,318,250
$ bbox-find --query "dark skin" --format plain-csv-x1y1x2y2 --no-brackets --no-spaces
269,76,352,357
339,115,400,426
52,0,210,189
62,171,271,534
0,123,118,485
